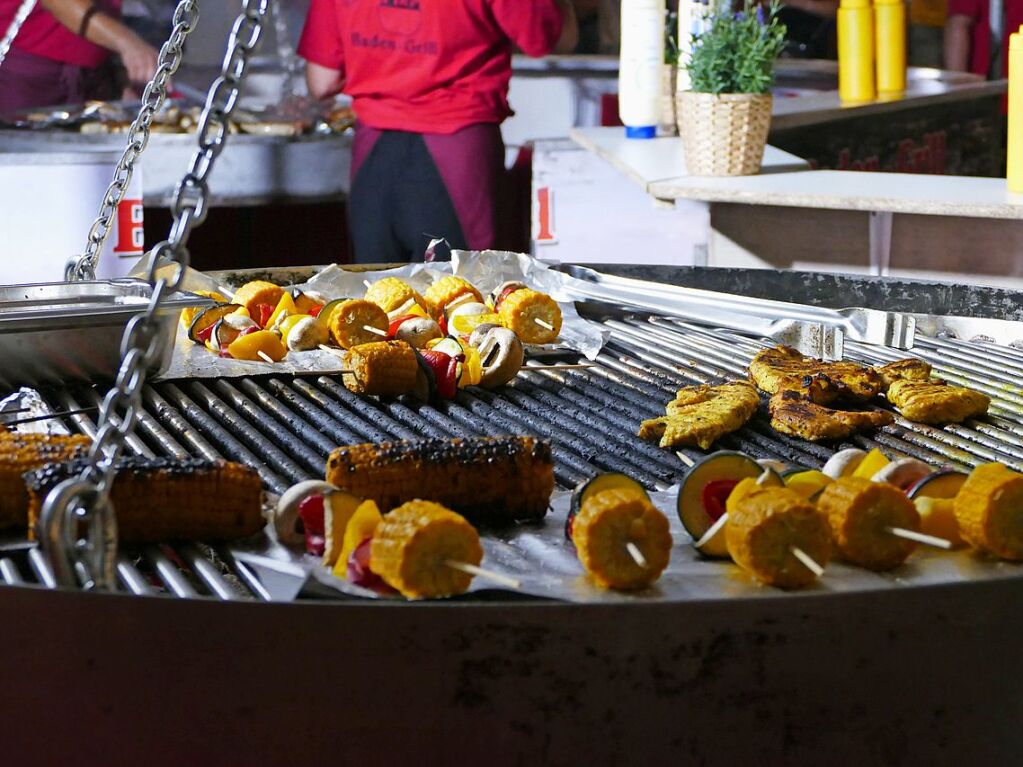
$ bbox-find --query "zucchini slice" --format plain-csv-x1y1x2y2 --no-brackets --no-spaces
188,303,243,344
566,472,648,540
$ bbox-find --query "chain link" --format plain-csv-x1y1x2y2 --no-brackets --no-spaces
66,0,201,282
41,0,273,589
0,0,36,70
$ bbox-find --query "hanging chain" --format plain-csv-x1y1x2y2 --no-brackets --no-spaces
0,0,37,70
67,0,200,282
40,0,273,589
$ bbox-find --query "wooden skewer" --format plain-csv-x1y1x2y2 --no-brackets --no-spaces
363,325,388,337
528,363,595,371
887,526,952,550
675,451,696,468
444,559,521,590
256,351,275,364
363,279,373,289
790,546,825,577
2,406,99,426
625,541,648,569
534,318,555,331
318,343,344,358
693,513,729,549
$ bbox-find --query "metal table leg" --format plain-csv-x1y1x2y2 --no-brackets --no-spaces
869,210,894,276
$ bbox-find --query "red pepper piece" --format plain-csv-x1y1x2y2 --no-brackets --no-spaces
494,284,522,311
197,324,216,343
387,314,418,338
438,314,447,335
255,303,274,329
298,495,326,556
701,479,740,522
309,304,323,318
347,538,392,592
418,350,458,400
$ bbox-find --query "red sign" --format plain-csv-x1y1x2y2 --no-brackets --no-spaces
113,198,144,255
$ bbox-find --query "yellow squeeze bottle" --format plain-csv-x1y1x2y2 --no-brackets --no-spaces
874,0,906,95
1009,26,1023,192
838,0,876,104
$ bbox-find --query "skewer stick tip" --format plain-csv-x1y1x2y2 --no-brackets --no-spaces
625,541,648,569
693,512,729,549
364,325,388,337
445,560,521,590
675,451,696,468
363,279,373,289
256,351,275,364
534,318,555,331
887,526,952,550
790,546,825,577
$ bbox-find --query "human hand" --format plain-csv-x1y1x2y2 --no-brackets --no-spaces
118,34,161,87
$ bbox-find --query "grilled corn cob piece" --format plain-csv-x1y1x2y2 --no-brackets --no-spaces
326,436,554,524
725,486,831,589
364,277,428,315
497,288,562,345
25,456,263,543
179,290,229,329
817,477,920,571
343,340,419,397
424,276,483,318
329,299,389,349
0,433,91,529
369,500,483,598
233,280,285,315
572,487,671,590
954,463,1023,560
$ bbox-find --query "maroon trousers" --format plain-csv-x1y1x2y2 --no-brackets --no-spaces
0,48,92,113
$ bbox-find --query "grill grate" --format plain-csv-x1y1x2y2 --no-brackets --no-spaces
5,304,1023,600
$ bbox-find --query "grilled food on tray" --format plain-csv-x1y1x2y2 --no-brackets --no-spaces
494,285,563,345
768,389,894,441
326,437,555,525
875,359,932,391
424,276,484,319
24,457,263,543
343,340,421,398
0,433,91,529
749,346,882,402
364,277,430,317
328,299,389,349
886,380,990,424
953,463,1023,560
637,381,760,450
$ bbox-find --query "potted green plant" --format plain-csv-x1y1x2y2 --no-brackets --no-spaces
677,1,787,176
661,8,680,136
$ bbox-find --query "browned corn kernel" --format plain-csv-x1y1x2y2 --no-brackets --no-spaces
497,288,562,345
232,280,284,315
370,500,483,598
343,340,419,397
326,436,554,525
25,456,263,543
364,278,428,315
329,299,389,349
0,433,91,530
572,487,671,590
424,276,483,318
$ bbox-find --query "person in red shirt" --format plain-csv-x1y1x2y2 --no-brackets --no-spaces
0,0,159,113
945,0,1023,78
299,0,578,263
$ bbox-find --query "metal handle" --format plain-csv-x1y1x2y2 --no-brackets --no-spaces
40,0,273,590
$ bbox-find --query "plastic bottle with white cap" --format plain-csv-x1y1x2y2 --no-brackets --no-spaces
1008,25,1023,192
619,0,666,139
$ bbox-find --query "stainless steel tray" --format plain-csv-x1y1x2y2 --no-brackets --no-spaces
0,280,209,389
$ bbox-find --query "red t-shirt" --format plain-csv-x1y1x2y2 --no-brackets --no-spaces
297,0,564,134
947,0,1023,78
0,0,120,69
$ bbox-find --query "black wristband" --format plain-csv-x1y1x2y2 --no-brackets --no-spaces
79,4,102,39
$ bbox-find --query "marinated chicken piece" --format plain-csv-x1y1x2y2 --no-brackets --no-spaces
637,381,759,450
748,345,881,402
874,359,932,392
768,390,894,441
886,379,990,424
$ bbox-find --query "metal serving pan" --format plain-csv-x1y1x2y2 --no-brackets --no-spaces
0,279,208,389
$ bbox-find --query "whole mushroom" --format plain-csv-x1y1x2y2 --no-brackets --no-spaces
470,325,524,389
394,317,443,348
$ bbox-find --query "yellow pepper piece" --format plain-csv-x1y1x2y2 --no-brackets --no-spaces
335,499,383,578
784,470,832,500
459,345,482,387
278,313,313,342
914,497,965,548
267,291,297,329
852,448,889,479
227,329,287,361
450,312,500,337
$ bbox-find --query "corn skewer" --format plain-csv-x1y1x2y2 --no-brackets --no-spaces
692,469,772,549
257,351,275,364
790,546,825,576
444,559,521,590
535,318,555,331
888,526,952,549
363,325,388,337
625,541,648,569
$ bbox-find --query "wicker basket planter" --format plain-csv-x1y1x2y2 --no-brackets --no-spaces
660,64,678,136
676,92,773,176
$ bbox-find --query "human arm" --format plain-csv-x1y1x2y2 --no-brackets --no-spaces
943,14,973,71
554,0,580,54
782,0,839,18
39,0,158,84
305,62,345,101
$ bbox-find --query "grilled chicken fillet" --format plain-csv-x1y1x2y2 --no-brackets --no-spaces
886,380,990,424
768,390,894,441
749,346,882,402
875,359,932,392
638,381,759,450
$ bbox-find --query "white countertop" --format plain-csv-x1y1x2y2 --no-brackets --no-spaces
571,127,1023,219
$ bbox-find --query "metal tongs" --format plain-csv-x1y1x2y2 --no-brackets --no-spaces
559,266,916,360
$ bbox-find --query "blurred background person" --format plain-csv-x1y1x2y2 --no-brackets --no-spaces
945,0,1023,78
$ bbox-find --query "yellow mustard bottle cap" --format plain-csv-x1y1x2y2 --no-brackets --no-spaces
841,0,871,8
873,0,902,6
1013,28,1023,50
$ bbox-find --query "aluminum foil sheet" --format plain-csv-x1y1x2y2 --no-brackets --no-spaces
229,490,1023,604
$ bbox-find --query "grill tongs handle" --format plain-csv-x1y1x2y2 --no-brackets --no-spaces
561,266,915,359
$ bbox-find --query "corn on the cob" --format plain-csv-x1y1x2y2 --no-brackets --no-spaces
817,477,919,571
329,299,389,349
424,276,483,318
326,436,554,525
179,290,229,329
572,487,671,590
725,486,831,589
369,500,482,598
232,280,284,314
25,456,263,543
954,463,1023,560
364,277,428,315
0,433,91,529
497,288,562,345
343,340,419,397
